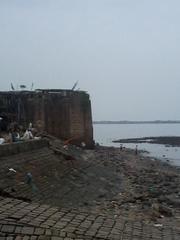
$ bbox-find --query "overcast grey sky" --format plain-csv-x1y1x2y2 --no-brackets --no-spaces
0,0,180,121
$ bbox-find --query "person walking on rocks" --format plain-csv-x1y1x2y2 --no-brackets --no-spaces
135,145,138,155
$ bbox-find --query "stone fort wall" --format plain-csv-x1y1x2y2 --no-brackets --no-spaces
0,89,94,147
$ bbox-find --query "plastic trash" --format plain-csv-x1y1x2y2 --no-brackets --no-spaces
154,224,163,227
9,168,17,173
0,138,5,144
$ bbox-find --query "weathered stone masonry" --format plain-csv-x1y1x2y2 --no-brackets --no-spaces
0,89,94,147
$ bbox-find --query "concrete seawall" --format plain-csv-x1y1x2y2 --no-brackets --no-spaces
0,139,49,157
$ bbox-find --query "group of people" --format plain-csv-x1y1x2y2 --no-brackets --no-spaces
0,122,40,144
10,127,34,142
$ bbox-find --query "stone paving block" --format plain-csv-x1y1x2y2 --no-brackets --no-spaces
109,233,121,240
74,230,85,235
174,235,180,240
15,226,23,234
59,231,66,237
74,215,86,221
51,229,60,236
66,233,77,238
45,229,52,236
1,224,15,233
21,227,35,235
65,223,79,228
34,228,45,235
63,213,75,219
43,221,56,227
23,236,30,240
6,237,14,240
34,217,46,222
84,237,94,240
54,223,67,229
84,230,97,237
90,223,101,228
0,237,6,240
51,237,63,240
110,228,121,235
87,227,99,233
40,224,51,229
96,232,109,239
63,227,76,233
15,236,23,240
141,237,152,240
69,220,81,225
99,227,112,233
122,233,133,239
29,221,42,227
21,217,33,223
132,230,142,238
38,236,51,240
30,237,38,240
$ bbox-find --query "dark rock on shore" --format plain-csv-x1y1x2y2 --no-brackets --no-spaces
113,136,180,146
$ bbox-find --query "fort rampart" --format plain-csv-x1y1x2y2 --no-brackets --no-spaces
0,89,94,147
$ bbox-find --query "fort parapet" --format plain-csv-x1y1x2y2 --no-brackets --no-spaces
0,89,94,147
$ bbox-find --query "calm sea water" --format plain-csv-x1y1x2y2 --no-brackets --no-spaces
93,124,180,166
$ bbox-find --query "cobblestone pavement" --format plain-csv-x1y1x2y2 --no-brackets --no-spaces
0,197,180,240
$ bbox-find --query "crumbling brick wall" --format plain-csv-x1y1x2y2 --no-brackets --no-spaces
0,90,94,148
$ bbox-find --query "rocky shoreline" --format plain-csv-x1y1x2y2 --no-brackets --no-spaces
83,145,180,225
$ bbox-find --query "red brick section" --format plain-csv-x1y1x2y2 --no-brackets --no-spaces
0,197,180,239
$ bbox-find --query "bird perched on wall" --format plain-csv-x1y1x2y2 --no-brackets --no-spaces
31,82,34,91
72,81,78,91
11,83,15,91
